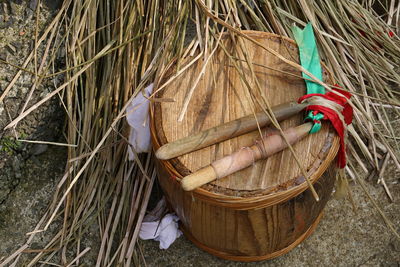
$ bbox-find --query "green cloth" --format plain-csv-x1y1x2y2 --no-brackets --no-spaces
291,23,325,95
305,110,324,133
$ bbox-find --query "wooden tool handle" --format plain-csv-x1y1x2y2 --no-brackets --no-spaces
156,102,306,160
180,123,313,191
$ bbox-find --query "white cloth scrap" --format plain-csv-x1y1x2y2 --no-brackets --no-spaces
139,197,182,249
126,84,154,159
139,214,182,249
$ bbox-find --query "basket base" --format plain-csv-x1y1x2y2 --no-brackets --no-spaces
180,212,324,262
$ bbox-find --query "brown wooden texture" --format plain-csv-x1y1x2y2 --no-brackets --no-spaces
150,32,339,261
155,157,336,261
154,32,334,192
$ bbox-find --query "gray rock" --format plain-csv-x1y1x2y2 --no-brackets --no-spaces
43,0,62,10
0,50,8,61
29,144,48,156
390,238,400,252
12,155,22,179
0,16,13,29
0,146,67,261
24,8,33,20
29,0,38,11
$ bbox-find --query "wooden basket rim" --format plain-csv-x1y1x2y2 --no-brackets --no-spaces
150,31,340,209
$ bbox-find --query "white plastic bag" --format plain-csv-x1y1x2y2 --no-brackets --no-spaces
139,214,182,249
126,84,153,159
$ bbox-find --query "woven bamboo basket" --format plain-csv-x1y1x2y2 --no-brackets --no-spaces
150,31,340,261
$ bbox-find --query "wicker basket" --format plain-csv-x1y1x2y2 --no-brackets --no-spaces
150,31,339,261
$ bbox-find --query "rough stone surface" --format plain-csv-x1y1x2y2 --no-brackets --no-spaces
0,0,66,264
0,0,64,135
0,146,66,261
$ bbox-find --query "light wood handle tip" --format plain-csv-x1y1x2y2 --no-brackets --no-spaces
155,145,176,160
155,147,168,160
181,166,217,191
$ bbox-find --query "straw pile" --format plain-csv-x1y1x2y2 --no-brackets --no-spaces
1,0,399,265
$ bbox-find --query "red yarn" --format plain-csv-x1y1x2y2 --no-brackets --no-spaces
298,87,353,168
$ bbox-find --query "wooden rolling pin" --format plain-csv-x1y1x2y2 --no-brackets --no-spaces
156,101,306,160
180,122,313,191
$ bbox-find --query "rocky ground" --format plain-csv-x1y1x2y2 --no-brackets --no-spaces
0,0,66,264
0,0,64,205
0,1,399,266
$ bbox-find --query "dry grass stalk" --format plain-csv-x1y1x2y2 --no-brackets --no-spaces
2,0,400,265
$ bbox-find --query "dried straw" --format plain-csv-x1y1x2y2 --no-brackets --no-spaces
2,0,400,265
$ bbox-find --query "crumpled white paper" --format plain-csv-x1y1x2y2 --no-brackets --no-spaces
139,198,182,249
126,84,154,159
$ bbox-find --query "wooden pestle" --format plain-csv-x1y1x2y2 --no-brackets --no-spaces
180,122,313,191
156,101,306,160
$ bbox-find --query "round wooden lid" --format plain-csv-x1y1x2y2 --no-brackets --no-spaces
153,32,336,195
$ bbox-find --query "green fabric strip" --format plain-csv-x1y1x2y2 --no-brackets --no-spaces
305,110,324,133
291,23,325,95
